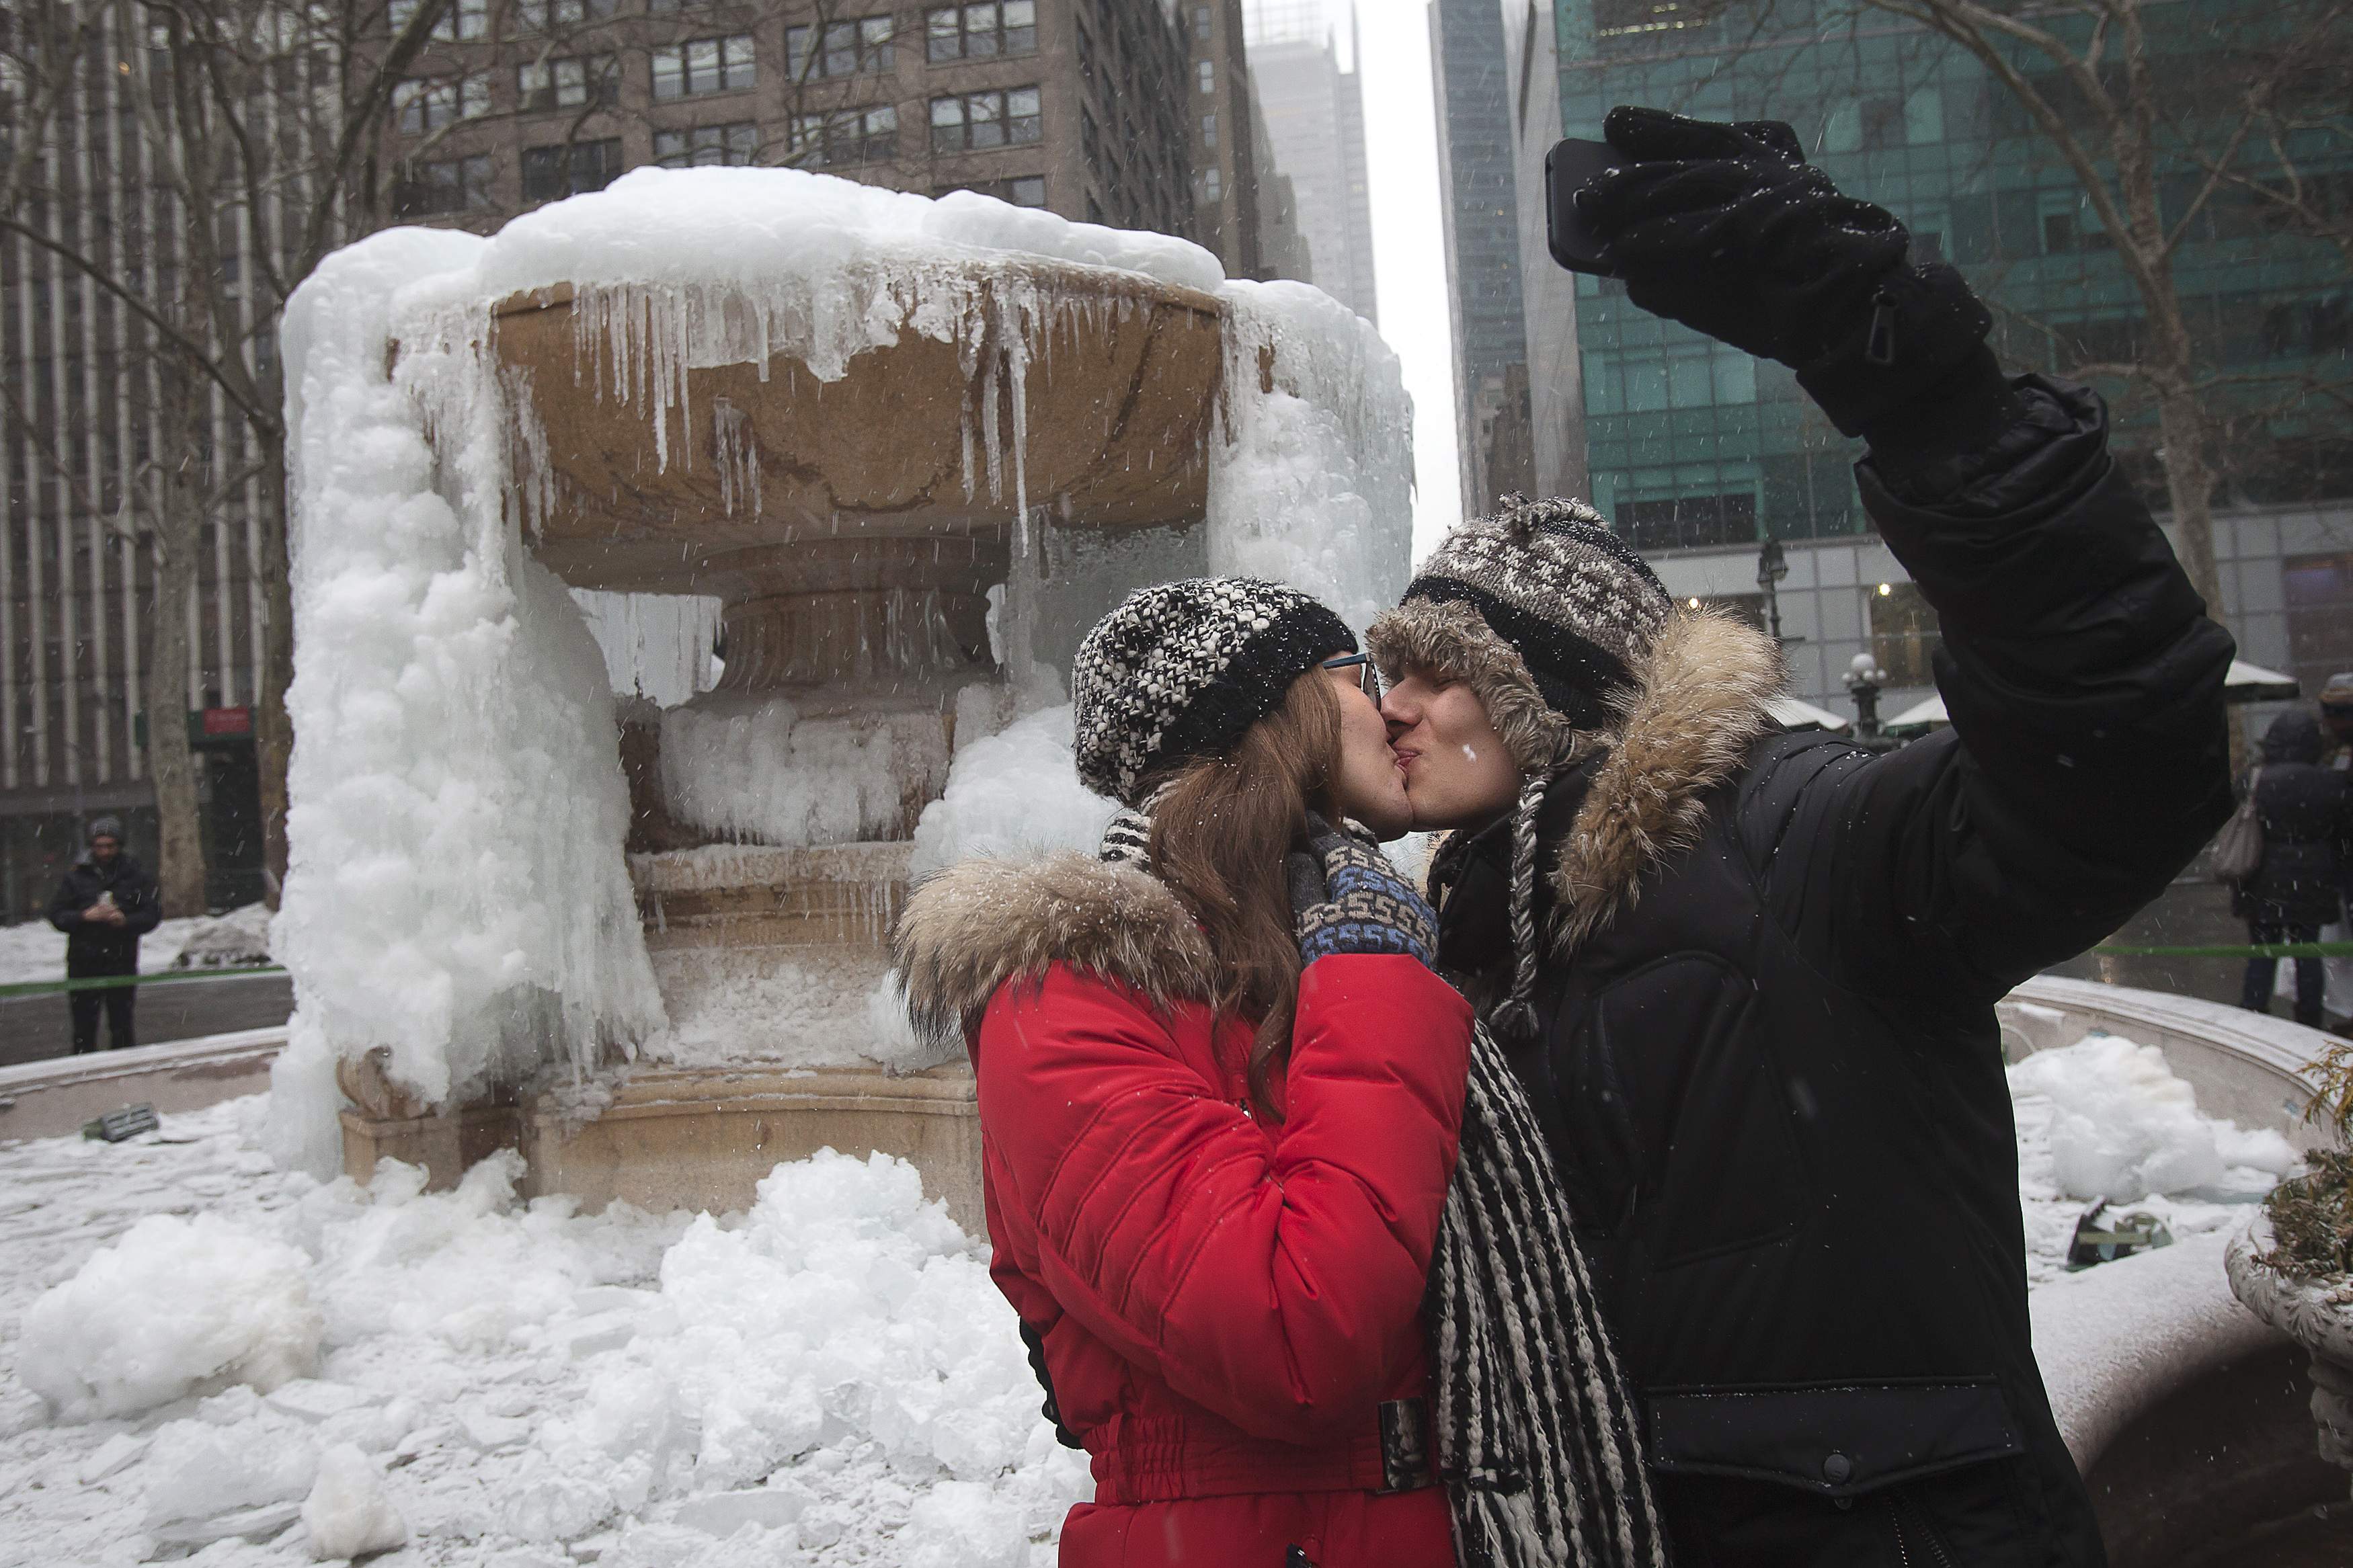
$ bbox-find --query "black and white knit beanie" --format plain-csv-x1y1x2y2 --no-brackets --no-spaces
1072,577,1355,807
1366,496,1671,773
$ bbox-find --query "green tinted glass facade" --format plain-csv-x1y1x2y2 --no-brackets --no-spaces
1555,0,2352,553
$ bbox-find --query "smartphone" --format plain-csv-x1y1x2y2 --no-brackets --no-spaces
1545,138,1622,277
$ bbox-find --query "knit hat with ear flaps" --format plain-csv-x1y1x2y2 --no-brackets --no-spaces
1365,495,1673,772
1072,576,1356,809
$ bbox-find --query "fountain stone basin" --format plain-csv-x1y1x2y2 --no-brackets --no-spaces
498,268,1226,691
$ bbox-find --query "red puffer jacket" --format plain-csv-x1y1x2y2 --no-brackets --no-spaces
895,856,1474,1568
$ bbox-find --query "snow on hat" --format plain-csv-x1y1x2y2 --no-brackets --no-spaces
1072,577,1355,807
1366,494,1671,773
87,815,124,843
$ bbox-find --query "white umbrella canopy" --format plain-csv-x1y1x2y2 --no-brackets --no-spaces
1767,694,1851,733
1883,660,2301,733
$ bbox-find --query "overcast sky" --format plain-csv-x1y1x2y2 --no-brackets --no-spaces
1351,0,1465,563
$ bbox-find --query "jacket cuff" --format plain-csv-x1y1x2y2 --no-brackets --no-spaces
1856,347,2030,501
1794,261,1993,437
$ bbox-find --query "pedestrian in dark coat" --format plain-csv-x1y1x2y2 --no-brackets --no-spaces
2233,710,2352,1027
46,815,163,1053
895,579,1666,1568
1365,108,2235,1568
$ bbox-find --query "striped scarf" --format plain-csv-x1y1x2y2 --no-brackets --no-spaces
1099,808,1667,1568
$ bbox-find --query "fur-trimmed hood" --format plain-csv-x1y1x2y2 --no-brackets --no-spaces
1548,610,1784,952
893,854,1216,1050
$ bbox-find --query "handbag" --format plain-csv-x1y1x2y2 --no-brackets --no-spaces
2210,766,2265,882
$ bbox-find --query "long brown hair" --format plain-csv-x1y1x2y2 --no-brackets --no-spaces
1144,667,1344,1120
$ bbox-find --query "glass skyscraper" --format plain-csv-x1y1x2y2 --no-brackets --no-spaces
1558,0,2350,554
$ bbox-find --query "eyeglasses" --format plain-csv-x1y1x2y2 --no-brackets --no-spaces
1321,652,1378,696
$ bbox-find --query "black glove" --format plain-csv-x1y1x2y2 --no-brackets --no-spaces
1287,815,1439,967
1580,106,2010,442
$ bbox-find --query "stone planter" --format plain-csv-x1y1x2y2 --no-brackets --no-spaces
2225,1214,2353,1495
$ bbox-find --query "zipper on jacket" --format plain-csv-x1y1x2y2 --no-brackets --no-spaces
1285,1549,1317,1568
1883,1489,1956,1568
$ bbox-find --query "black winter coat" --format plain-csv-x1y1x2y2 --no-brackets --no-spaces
48,854,164,974
1433,377,2234,1568
2231,712,2350,927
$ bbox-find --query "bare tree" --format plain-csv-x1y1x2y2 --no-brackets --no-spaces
1814,0,2350,627
3,0,454,903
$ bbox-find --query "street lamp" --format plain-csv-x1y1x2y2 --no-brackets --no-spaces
1755,534,1788,645
1844,650,1895,751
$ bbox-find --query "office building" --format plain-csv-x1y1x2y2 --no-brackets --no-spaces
1242,0,1376,321
1503,0,2353,719
1430,0,1533,520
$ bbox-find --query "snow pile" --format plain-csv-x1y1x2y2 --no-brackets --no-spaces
274,224,666,1159
908,705,1119,881
1208,280,1415,634
171,902,274,968
2009,1033,2301,1202
0,1102,1086,1565
18,1212,321,1421
302,1442,409,1559
660,695,944,848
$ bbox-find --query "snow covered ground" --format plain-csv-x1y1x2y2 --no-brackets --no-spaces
0,1030,2297,1565
0,906,272,989
0,1100,1084,1567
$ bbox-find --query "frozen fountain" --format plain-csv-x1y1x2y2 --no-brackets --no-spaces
266,169,1412,1228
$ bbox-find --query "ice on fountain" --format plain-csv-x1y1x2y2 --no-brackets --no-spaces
274,225,666,1158
273,167,1410,1159
572,589,723,708
1208,280,1415,634
908,705,1119,882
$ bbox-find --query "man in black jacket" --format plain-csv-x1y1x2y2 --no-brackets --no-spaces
1367,109,2234,1566
47,816,164,1053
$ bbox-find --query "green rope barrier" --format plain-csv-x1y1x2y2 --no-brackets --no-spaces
2093,942,2353,959
0,965,286,1001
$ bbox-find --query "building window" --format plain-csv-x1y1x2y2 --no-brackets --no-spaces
1869,582,1941,687
792,106,900,168
653,35,756,99
1202,166,1221,201
1613,492,1756,552
393,75,489,134
522,137,624,202
939,174,1047,206
787,16,895,79
926,1,1036,62
930,87,1041,153
515,0,618,32
394,153,496,216
1200,112,1216,148
654,122,758,167
1193,3,1211,38
2286,552,2353,700
390,0,487,41
1197,59,1213,94
516,55,618,112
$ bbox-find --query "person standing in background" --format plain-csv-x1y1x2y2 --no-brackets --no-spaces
2316,673,2353,1031
46,816,163,1053
2234,711,2352,1030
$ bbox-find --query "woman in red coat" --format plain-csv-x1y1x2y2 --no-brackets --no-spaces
897,579,1662,1568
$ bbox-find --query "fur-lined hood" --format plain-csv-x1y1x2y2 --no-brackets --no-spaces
1548,610,1783,952
893,854,1215,1050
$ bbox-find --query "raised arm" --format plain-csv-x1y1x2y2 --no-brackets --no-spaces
1581,107,2233,999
